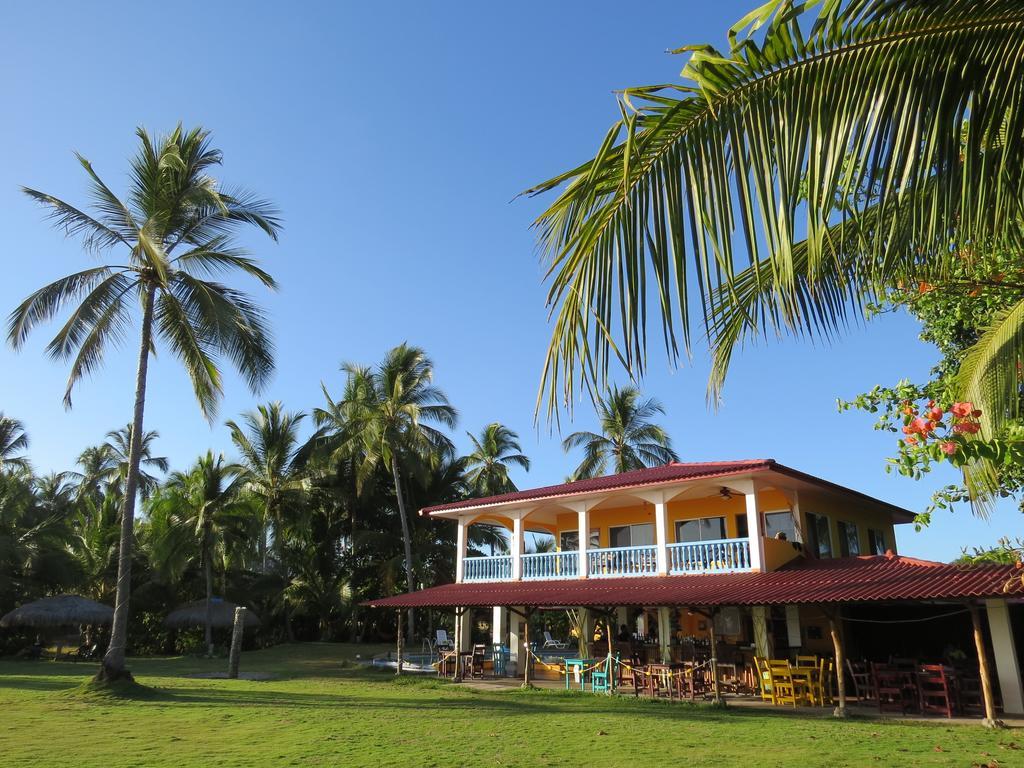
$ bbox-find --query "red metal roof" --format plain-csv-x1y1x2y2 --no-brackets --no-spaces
364,555,1022,609
419,459,914,521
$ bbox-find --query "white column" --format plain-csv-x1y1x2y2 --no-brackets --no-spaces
508,608,523,676
986,598,1024,714
658,607,672,663
785,605,802,649
455,517,468,583
654,497,669,575
511,514,524,580
492,606,506,647
745,490,764,571
459,607,473,652
577,504,590,578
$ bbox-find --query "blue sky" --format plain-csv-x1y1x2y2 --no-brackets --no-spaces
1,1,1020,561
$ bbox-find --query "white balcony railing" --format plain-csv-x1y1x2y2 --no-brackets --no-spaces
521,550,578,580
463,555,511,582
668,538,751,574
586,545,658,577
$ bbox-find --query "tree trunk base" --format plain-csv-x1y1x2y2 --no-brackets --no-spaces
92,664,135,684
982,717,1005,729
832,705,850,719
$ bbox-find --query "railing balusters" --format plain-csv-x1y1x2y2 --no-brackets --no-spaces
667,538,752,575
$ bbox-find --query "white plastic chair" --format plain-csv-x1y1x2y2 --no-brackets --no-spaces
543,631,568,649
436,629,454,650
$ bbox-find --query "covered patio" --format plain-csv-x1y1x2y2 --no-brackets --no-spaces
367,554,1024,726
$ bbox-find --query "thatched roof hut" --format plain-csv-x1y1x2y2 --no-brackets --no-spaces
164,599,260,630
0,594,114,628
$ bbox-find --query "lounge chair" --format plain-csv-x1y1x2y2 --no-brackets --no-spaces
72,643,100,662
435,629,453,650
542,631,567,649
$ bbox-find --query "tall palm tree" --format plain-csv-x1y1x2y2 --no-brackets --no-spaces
69,427,168,503
8,125,280,679
315,343,456,640
463,423,530,497
562,385,677,479
527,0,1024,430
150,451,252,655
227,402,306,572
0,413,30,472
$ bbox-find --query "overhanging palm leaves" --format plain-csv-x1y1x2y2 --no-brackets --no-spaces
0,414,30,472
527,0,1024,416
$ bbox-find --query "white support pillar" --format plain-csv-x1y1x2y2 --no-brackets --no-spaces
511,514,524,580
492,606,507,647
455,517,469,583
654,497,669,576
658,607,672,663
986,598,1024,714
744,489,764,571
574,503,591,578
785,605,802,650
458,606,473,652
508,607,524,676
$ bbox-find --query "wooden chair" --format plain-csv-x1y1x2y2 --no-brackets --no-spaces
618,652,644,697
847,659,876,702
873,663,915,714
766,661,806,707
590,654,617,694
754,656,774,703
917,665,955,718
470,644,487,679
954,670,986,716
811,657,834,706
795,654,818,667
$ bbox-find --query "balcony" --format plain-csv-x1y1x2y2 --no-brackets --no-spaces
460,537,752,582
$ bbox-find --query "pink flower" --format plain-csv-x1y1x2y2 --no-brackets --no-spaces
950,402,976,418
927,406,944,421
911,417,932,434
953,421,981,435
940,441,957,456
905,436,918,445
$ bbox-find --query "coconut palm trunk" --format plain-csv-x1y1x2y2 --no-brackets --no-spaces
204,523,215,656
101,283,156,679
390,457,416,643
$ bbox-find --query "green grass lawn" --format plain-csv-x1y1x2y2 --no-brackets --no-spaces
0,643,1020,767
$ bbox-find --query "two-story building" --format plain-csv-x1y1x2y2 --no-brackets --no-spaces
368,459,1024,716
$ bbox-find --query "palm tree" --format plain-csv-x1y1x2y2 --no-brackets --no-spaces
227,402,306,572
463,423,530,497
150,451,252,655
527,0,1024,430
8,125,280,679
69,427,168,503
562,385,677,479
0,414,30,472
315,343,456,640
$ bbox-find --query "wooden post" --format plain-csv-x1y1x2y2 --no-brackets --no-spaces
826,607,848,718
396,609,404,676
227,607,246,679
453,609,464,682
707,609,722,705
970,603,1002,728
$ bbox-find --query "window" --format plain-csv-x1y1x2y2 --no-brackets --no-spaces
764,510,796,541
868,528,887,555
609,523,654,548
559,529,599,551
675,516,727,543
735,514,749,539
837,521,860,557
805,513,832,558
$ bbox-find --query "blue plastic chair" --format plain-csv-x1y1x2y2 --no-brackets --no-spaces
590,653,618,693
491,644,509,676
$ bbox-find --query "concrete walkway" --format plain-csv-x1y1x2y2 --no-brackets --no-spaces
451,676,1024,727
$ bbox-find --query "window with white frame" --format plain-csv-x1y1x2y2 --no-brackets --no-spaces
763,510,796,541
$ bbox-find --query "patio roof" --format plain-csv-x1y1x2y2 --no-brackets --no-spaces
364,554,1023,609
419,459,915,522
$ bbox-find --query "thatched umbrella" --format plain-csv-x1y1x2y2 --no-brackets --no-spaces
164,599,260,630
0,594,113,629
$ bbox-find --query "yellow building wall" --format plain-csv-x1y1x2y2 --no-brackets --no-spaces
799,489,898,556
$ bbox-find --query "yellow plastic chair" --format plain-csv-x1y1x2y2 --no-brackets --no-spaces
795,654,818,667
811,658,834,706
